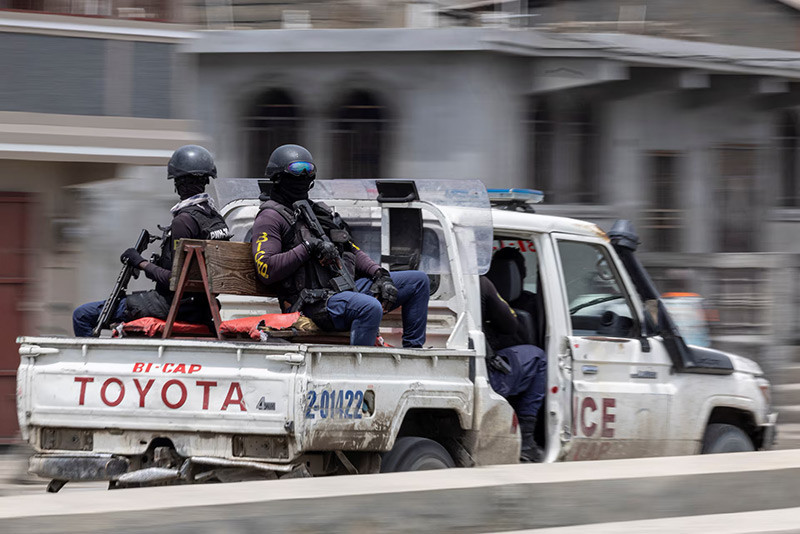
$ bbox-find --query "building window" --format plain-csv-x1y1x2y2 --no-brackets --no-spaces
718,145,759,252
243,89,302,179
777,111,799,208
641,152,683,252
331,90,387,179
3,1,174,20
569,103,599,204
526,97,599,204
527,97,553,197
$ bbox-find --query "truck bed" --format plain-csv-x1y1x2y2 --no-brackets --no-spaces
17,336,477,463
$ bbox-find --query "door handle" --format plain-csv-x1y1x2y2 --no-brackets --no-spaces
581,365,598,375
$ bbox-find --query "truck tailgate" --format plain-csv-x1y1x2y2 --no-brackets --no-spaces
18,337,300,436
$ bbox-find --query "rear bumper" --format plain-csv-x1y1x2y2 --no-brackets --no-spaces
30,454,129,481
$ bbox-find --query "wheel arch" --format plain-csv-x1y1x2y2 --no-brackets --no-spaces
704,406,761,449
392,408,470,467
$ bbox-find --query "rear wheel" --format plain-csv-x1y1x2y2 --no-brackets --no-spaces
380,437,455,473
701,423,754,453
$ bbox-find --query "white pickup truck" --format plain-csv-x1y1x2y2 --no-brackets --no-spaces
16,179,776,491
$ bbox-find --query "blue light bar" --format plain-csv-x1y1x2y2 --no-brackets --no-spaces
487,188,545,204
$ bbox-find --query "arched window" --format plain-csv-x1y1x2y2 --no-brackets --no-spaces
777,111,799,208
243,89,301,178
331,90,387,179
528,97,553,196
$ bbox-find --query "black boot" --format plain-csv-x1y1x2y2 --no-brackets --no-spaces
518,415,544,463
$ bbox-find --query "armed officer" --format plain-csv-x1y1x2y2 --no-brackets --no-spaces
250,144,430,347
72,145,232,336
481,267,547,463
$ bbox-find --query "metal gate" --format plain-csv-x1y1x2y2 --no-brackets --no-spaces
0,193,30,442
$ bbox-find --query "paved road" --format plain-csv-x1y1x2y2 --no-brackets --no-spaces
1,450,799,533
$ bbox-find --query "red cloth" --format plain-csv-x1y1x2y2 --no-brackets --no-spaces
119,317,211,337
219,312,301,340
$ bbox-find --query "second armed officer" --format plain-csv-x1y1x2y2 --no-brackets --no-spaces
250,144,430,347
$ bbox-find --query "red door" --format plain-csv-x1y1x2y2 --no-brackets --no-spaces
0,193,31,442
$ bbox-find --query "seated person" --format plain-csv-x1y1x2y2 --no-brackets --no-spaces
487,246,543,348
481,274,547,462
250,144,430,347
72,145,232,336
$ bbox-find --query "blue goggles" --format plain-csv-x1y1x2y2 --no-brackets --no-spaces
286,161,316,176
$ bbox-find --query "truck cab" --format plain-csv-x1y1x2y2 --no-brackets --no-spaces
487,191,775,460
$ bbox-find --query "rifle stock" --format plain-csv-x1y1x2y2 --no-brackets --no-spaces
293,200,356,293
91,229,151,337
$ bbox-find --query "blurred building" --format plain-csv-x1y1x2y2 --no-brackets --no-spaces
0,5,202,440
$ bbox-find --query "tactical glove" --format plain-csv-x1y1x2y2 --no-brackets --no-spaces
120,248,146,268
303,236,340,267
370,268,398,313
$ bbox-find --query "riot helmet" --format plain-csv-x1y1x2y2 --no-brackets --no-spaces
168,145,217,181
168,145,217,199
265,144,316,203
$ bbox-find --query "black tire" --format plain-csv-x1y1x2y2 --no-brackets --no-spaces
380,437,455,473
701,423,755,454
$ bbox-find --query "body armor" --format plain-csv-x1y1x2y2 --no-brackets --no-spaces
126,203,231,324
156,204,232,271
258,199,356,329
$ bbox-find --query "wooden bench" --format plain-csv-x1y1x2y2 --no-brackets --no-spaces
165,239,350,343
166,239,275,339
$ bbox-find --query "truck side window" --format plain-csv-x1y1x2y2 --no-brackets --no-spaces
558,241,637,338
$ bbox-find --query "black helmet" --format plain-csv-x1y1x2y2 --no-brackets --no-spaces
265,144,316,182
168,145,217,181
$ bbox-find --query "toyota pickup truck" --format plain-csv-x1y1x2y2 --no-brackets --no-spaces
16,179,776,491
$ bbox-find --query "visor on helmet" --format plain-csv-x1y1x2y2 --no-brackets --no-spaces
286,161,316,177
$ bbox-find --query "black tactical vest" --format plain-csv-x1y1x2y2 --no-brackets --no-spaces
257,199,356,317
126,203,232,325
156,203,232,272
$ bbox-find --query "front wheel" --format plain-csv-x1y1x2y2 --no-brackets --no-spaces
701,423,754,454
380,437,455,472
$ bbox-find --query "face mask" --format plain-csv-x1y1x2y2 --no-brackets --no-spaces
274,176,314,202
176,180,206,200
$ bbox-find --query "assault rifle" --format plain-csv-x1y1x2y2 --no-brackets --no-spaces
92,229,158,337
293,200,356,293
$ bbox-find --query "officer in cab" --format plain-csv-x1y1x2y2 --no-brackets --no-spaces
72,145,232,336
250,144,430,347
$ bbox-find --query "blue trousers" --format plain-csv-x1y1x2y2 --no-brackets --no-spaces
73,298,127,337
327,270,430,348
488,345,547,418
